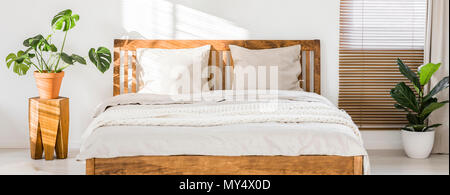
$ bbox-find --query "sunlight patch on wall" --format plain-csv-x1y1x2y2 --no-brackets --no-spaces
120,0,248,39
174,4,248,39
122,0,175,39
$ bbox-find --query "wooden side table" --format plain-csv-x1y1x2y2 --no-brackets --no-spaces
29,97,69,160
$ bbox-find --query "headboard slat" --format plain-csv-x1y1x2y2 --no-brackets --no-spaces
305,51,311,92
313,40,321,94
113,40,321,96
123,50,129,94
221,51,229,90
131,51,137,93
299,51,304,89
215,51,221,90
113,47,121,96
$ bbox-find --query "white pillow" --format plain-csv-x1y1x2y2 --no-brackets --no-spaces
136,45,211,95
230,45,302,91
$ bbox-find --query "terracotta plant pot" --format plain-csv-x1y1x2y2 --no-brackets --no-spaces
34,71,65,99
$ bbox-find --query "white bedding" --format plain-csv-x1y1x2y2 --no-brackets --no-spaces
78,90,370,174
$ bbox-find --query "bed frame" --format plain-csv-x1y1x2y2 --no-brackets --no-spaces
86,39,364,175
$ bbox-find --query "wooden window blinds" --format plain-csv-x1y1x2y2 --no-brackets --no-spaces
339,0,428,130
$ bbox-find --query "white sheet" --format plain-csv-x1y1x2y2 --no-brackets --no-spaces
78,90,370,174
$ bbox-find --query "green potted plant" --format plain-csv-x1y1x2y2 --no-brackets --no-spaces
5,9,112,99
391,59,449,159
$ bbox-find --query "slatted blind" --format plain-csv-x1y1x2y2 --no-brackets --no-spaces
339,0,428,130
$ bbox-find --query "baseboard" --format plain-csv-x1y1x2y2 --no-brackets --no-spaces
0,141,81,150
361,131,403,150
69,141,81,150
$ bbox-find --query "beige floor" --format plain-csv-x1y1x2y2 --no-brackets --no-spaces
0,149,448,175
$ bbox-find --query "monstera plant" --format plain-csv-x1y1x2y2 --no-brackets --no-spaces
391,59,449,159
5,9,111,99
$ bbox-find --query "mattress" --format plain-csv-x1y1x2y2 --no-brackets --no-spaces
77,90,370,173
77,122,367,159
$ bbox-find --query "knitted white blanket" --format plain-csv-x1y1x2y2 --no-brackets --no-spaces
82,90,361,141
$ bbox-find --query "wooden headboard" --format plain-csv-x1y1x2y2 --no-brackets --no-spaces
113,40,321,96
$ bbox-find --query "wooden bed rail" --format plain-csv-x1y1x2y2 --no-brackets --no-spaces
86,155,363,175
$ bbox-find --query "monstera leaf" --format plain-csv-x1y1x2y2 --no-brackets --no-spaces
59,53,87,65
5,51,33,75
71,54,86,65
54,53,86,72
89,47,112,73
23,35,57,52
52,9,79,31
59,52,73,65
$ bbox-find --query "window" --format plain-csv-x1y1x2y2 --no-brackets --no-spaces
339,0,428,130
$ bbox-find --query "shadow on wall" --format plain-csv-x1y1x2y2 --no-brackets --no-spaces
119,0,249,39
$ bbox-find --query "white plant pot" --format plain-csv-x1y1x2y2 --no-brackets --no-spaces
401,130,435,159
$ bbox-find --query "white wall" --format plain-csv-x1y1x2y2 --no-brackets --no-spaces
0,0,399,150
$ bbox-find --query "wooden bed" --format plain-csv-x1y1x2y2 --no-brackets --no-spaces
86,39,364,175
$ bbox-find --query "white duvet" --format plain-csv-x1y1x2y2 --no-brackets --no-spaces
78,90,370,174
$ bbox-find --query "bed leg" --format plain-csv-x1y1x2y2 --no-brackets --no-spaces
353,156,363,175
86,159,95,175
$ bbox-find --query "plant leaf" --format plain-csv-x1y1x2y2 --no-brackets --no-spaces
419,63,441,85
15,52,29,64
6,53,16,60
397,58,421,89
71,54,86,65
394,104,409,112
420,97,437,121
402,126,415,132
60,52,73,65
88,47,112,73
88,48,97,65
391,82,419,112
403,124,427,132
73,14,80,21
52,9,79,31
24,34,55,52
424,76,449,102
26,35,44,50
13,62,30,76
406,113,420,125
6,51,32,76
411,124,427,132
420,101,449,118
50,44,58,52
423,124,442,132
5,53,17,69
